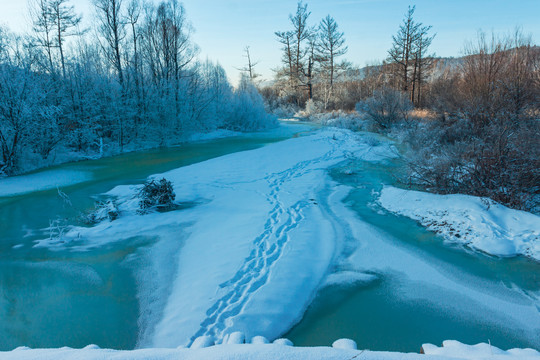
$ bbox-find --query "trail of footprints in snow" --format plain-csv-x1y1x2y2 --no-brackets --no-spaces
190,138,342,344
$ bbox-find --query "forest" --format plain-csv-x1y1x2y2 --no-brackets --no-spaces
0,0,276,177
0,0,538,212
259,3,539,212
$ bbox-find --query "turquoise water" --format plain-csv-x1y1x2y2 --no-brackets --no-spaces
1,125,538,352
0,124,309,350
286,157,540,352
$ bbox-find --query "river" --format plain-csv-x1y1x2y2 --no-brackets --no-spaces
0,123,538,351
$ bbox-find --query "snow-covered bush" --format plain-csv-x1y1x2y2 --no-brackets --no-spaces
299,99,324,117
224,76,278,131
85,200,119,224
271,103,301,118
138,178,176,213
356,88,413,130
310,111,365,131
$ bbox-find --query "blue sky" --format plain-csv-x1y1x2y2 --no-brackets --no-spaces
1,0,539,83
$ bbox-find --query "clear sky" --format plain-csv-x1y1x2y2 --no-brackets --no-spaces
1,0,539,83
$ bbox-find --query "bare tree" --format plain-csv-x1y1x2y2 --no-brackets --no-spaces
29,0,56,74
49,0,82,78
460,31,509,129
127,0,142,95
94,0,126,87
237,46,260,82
411,25,435,106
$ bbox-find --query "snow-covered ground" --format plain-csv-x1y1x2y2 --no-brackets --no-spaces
34,128,396,348
1,339,539,360
378,186,540,261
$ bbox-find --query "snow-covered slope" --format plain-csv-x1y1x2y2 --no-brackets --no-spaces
35,128,396,348
378,186,540,260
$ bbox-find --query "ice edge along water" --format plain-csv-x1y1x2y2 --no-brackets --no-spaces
378,186,540,261
31,128,540,350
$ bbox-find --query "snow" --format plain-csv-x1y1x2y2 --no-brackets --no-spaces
321,270,378,288
223,332,246,345
0,169,92,197
33,128,396,348
332,338,358,350
1,341,539,360
190,336,215,349
378,186,540,261
422,340,540,359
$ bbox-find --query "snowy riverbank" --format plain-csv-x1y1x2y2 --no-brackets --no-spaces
378,186,540,261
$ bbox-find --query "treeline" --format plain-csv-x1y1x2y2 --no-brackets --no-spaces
259,2,539,211
0,0,276,176
259,4,436,113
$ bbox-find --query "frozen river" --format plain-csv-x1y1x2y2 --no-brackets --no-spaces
0,122,538,352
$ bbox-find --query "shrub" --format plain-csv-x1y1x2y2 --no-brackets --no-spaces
356,88,413,130
139,178,176,212
85,200,119,224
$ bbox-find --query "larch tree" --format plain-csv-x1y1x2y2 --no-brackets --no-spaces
317,15,348,107
388,5,434,106
388,6,420,94
275,1,314,104
411,25,435,106
275,30,294,89
317,15,347,88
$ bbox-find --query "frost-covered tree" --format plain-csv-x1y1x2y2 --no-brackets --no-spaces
225,75,277,131
0,0,277,176
275,1,314,104
30,0,57,74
